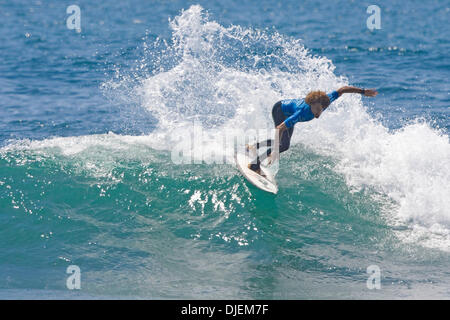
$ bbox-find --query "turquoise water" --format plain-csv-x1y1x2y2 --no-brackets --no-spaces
0,1,449,299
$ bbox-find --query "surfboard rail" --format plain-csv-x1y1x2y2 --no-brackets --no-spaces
235,152,278,194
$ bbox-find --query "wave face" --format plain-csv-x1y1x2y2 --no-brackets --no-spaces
1,5,450,298
103,5,450,249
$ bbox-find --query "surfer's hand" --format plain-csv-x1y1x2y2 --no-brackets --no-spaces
276,122,287,133
363,89,378,97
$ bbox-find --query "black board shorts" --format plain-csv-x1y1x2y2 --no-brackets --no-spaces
272,101,294,152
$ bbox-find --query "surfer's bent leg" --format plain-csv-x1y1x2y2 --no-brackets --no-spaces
247,139,272,157
249,101,293,171
279,126,293,152
272,101,294,153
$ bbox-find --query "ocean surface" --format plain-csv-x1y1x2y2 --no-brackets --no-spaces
0,0,449,299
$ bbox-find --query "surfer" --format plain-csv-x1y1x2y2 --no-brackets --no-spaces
247,86,378,176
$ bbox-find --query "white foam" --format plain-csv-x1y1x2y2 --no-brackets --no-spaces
131,5,450,250
3,5,450,251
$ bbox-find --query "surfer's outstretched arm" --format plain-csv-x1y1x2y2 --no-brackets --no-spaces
337,86,378,97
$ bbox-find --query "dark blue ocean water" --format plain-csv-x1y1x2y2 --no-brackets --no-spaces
0,0,449,299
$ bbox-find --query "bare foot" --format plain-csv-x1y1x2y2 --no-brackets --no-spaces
247,163,266,178
245,144,256,157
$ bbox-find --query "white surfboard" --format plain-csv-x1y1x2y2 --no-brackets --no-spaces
235,152,278,194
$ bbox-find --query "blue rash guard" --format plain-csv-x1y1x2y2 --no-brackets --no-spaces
281,91,339,128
